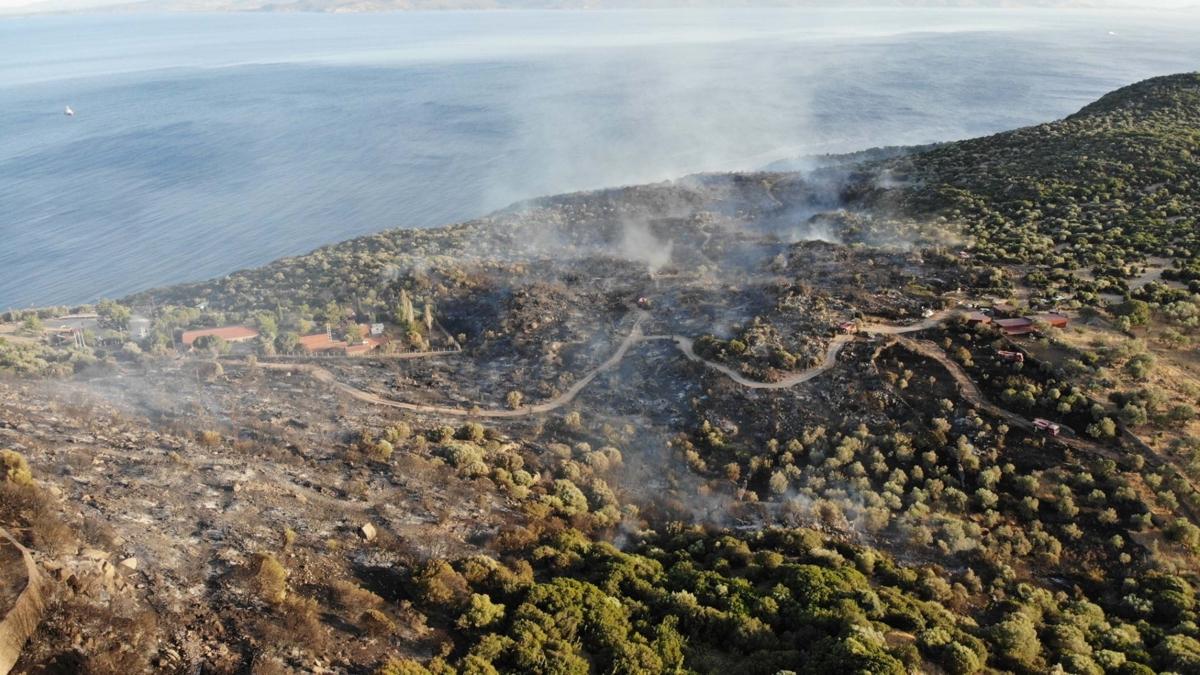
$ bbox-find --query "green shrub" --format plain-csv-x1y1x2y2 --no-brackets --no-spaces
414,559,470,608
457,593,506,630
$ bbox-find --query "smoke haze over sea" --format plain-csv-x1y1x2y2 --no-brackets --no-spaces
2,8,1199,307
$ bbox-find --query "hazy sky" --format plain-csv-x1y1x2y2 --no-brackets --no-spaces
2,0,1198,12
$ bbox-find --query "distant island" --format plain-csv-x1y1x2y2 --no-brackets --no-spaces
5,0,1197,16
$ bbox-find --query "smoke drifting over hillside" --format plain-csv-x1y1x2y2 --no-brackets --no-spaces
8,10,1200,307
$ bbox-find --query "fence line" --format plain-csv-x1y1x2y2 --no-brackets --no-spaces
248,347,462,362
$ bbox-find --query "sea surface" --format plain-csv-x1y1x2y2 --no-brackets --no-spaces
2,8,1200,308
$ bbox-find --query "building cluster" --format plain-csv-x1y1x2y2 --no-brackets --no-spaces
296,324,386,356
46,312,150,349
967,311,1070,336
33,305,403,358
180,323,387,357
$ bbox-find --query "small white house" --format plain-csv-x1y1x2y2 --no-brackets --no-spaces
370,323,385,337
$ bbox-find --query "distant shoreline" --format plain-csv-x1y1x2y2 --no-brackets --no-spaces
4,3,1196,19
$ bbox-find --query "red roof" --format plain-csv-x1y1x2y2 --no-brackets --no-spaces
992,317,1035,336
181,326,259,346
298,325,377,353
298,333,342,352
993,315,1068,335
345,337,384,356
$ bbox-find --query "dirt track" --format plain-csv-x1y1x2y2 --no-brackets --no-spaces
243,311,961,417
662,311,955,390
890,336,1120,459
888,336,1200,524
249,311,650,419
291,302,1160,497
664,334,854,389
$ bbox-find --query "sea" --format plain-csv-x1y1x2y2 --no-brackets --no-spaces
2,8,1200,308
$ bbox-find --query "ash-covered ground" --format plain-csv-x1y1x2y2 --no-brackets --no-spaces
0,171,1029,673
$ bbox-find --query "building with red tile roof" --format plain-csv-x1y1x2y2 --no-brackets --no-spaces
297,325,386,356
1042,313,1070,329
181,326,259,348
992,314,1070,336
297,331,341,353
994,318,1036,336
345,338,385,357
966,312,992,325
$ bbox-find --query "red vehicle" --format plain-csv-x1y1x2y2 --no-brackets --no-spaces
838,321,858,334
1033,418,1061,436
996,350,1025,364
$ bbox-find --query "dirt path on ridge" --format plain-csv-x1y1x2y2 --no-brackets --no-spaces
243,310,955,416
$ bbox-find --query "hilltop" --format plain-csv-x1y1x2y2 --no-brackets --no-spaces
855,73,1200,282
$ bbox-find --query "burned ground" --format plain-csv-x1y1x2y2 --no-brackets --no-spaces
7,76,1200,672
0,191,1171,673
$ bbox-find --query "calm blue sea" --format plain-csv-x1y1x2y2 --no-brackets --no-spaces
2,9,1199,308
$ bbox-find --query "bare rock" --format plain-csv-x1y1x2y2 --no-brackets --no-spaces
81,548,109,561
358,523,377,542
119,557,139,571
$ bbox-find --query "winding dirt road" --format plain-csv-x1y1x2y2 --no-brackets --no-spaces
889,337,1200,525
245,310,954,417
663,334,855,389
230,309,1200,524
660,311,955,390
890,337,1120,460
250,311,650,419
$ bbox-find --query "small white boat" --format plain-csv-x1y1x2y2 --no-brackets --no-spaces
64,105,74,117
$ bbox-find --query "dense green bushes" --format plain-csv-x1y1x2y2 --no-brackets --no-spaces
380,525,1200,674
849,74,1200,305
0,337,92,377
390,529,981,674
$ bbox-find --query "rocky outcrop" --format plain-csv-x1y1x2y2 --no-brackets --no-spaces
0,527,46,675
